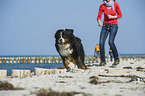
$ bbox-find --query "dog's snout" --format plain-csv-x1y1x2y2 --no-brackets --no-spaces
59,39,63,42
58,38,62,43
58,38,64,44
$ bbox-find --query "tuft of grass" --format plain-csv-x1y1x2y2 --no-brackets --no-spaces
130,62,134,64
0,81,24,90
86,64,92,67
89,79,132,85
98,74,144,79
89,79,100,85
109,66,116,68
57,81,66,83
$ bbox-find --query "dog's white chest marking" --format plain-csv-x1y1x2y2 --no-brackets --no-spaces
58,44,73,58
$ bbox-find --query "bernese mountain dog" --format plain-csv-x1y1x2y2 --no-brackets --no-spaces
55,29,87,70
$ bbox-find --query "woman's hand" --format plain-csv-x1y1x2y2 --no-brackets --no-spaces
107,14,117,19
97,20,103,27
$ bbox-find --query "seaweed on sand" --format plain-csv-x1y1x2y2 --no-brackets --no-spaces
35,88,88,96
59,75,73,78
98,74,140,78
89,75,145,85
123,66,133,69
136,67,145,69
136,67,145,72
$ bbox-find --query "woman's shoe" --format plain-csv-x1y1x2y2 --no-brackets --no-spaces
112,61,119,66
99,62,106,66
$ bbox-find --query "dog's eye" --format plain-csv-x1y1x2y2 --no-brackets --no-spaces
62,33,67,37
62,35,66,38
58,35,61,37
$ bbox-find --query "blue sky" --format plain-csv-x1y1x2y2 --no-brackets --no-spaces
0,0,145,56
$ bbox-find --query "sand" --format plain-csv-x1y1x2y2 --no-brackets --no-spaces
0,58,145,96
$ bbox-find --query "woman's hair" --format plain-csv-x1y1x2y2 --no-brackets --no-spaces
103,0,115,2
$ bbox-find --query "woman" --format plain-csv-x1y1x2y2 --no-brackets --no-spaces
97,0,122,66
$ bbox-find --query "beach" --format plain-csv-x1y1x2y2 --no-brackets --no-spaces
0,58,145,96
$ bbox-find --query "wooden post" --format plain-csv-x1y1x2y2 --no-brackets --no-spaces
17,57,20,64
0,58,1,64
14,58,16,64
35,68,54,76
20,57,23,64
35,57,39,64
0,70,7,79
11,70,30,78
6,58,9,64
44,58,47,64
40,57,43,64
27,57,30,64
2,58,6,64
31,57,35,64
24,57,26,64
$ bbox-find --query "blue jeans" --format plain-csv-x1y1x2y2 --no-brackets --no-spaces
99,24,119,63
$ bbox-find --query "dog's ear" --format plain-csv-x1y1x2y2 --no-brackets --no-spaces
56,29,64,33
76,37,81,42
55,29,64,38
65,29,73,34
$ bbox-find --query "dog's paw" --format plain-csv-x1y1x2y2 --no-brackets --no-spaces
66,67,71,72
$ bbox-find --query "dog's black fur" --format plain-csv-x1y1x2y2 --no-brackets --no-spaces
55,29,87,70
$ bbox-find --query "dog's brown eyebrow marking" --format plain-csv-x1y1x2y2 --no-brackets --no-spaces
64,39,69,42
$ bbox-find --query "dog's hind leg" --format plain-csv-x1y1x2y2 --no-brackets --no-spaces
78,56,87,69
73,56,85,69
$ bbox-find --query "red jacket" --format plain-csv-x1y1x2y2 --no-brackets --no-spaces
97,2,122,25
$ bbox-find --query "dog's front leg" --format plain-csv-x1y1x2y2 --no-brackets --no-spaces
70,57,76,65
62,57,70,70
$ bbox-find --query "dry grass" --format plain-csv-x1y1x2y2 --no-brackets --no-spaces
35,89,88,96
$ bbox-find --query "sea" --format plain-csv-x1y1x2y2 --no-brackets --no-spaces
0,54,145,76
